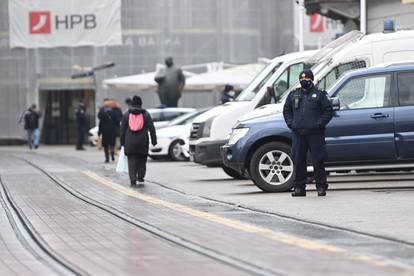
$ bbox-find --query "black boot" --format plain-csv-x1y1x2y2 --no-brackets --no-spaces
317,187,327,196
291,188,306,197
111,147,115,161
130,180,136,187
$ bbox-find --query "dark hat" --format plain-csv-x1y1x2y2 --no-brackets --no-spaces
131,95,142,107
299,69,314,81
224,84,234,92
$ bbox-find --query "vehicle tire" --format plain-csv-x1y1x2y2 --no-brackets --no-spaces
249,142,294,192
169,140,187,161
222,165,248,180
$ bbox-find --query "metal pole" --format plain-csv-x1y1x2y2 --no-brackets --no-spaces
298,0,305,51
360,0,366,34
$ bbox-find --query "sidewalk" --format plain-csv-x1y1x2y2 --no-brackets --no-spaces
1,148,411,275
2,145,414,245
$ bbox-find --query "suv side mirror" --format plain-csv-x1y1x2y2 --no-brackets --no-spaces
330,97,340,111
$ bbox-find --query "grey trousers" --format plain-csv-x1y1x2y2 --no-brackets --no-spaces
127,154,147,182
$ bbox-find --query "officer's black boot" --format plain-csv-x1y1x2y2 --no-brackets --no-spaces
291,187,306,197
317,186,327,196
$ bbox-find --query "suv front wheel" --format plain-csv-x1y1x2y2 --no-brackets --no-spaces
249,142,294,192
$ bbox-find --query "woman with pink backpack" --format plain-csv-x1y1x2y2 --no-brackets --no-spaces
120,96,157,186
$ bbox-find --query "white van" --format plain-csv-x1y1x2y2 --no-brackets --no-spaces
242,29,414,122
189,31,362,178
188,51,314,170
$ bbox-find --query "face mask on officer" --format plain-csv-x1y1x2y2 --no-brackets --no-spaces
299,70,314,90
300,79,313,90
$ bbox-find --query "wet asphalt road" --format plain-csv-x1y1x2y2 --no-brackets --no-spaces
0,146,413,275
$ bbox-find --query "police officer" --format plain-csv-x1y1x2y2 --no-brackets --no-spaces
283,69,333,197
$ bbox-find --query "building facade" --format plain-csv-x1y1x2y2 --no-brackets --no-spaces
0,0,294,144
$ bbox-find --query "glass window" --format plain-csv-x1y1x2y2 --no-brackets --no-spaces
236,62,281,101
162,111,182,121
335,74,392,110
398,72,414,106
318,60,367,91
149,111,162,122
272,69,288,99
271,63,305,100
288,63,304,87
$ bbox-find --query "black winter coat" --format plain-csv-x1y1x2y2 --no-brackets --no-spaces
283,87,333,135
120,107,157,156
24,110,41,130
98,108,118,146
76,106,87,126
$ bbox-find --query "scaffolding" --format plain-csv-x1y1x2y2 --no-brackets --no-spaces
0,0,294,142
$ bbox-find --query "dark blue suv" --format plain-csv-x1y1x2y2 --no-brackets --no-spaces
221,65,414,192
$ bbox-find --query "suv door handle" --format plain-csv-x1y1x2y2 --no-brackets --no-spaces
370,113,389,119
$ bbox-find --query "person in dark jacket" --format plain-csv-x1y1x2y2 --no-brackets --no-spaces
98,100,118,162
154,57,186,107
283,69,333,197
23,104,41,150
120,96,157,186
220,84,236,104
107,99,123,150
75,100,87,150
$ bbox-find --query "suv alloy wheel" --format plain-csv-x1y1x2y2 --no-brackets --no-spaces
249,142,294,192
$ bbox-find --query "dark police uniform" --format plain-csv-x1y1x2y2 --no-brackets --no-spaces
283,84,333,195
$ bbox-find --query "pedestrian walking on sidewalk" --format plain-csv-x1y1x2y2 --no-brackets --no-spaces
23,104,41,150
98,100,118,163
75,100,87,150
120,96,157,187
283,69,333,197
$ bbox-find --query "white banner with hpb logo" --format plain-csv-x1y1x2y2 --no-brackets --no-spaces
9,0,122,48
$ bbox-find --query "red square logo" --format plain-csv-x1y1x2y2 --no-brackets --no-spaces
310,14,324,33
29,11,51,34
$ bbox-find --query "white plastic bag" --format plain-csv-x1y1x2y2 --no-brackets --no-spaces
116,146,128,173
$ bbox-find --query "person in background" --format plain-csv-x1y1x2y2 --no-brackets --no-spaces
220,84,236,104
154,57,186,107
120,96,157,187
23,104,41,150
75,100,87,150
110,99,123,150
98,99,118,163
125,97,132,109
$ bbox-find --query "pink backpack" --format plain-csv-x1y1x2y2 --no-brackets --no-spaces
128,113,144,132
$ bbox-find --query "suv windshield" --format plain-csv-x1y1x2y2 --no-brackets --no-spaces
236,62,282,101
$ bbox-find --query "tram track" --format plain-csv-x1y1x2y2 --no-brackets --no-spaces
8,154,414,275
16,157,287,276
148,177,414,248
0,176,87,276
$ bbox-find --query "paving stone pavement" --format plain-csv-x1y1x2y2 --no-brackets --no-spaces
5,152,413,276
0,155,249,276
0,194,59,276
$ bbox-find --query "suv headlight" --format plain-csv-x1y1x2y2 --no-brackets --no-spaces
228,128,249,145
